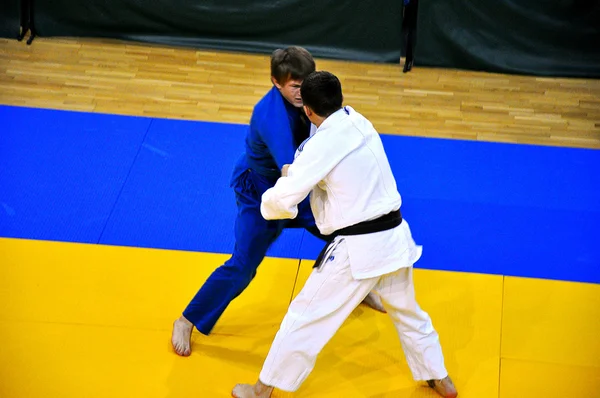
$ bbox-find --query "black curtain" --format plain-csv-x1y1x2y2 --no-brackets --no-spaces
415,0,600,77
0,0,20,38
34,0,404,63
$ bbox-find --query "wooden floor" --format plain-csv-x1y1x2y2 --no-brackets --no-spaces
1,37,599,149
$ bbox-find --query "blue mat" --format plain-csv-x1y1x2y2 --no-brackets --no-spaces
1,105,598,283
0,106,150,243
98,117,305,259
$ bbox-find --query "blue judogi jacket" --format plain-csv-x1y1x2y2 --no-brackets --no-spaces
231,86,310,184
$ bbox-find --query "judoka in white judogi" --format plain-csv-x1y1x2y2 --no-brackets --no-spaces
232,71,457,398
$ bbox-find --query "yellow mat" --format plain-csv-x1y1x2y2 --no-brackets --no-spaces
500,276,600,398
501,276,600,367
0,238,298,335
1,237,598,397
499,358,600,398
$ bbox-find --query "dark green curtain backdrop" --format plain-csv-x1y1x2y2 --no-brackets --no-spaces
10,0,598,76
34,0,404,63
415,0,600,77
0,0,20,38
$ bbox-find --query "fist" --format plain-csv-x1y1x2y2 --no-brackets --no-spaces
281,164,290,177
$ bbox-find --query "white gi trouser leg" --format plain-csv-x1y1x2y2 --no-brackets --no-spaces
375,265,448,382
258,238,447,392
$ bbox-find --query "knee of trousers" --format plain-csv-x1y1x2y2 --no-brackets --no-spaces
219,255,259,290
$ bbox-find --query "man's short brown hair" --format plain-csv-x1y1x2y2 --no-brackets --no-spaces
270,46,316,85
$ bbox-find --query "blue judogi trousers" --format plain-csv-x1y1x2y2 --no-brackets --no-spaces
183,168,324,335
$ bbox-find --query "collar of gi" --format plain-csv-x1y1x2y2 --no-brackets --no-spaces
316,106,352,133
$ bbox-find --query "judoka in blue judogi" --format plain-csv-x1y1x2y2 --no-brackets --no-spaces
171,47,384,357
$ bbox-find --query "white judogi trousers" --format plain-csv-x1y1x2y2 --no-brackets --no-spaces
258,238,448,392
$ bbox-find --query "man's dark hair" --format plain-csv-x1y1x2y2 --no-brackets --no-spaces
300,71,343,117
270,47,316,84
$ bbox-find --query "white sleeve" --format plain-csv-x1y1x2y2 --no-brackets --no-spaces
260,129,363,220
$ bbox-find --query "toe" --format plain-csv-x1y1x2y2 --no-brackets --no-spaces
174,343,185,356
231,384,243,398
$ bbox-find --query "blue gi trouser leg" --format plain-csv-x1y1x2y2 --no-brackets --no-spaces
183,169,285,335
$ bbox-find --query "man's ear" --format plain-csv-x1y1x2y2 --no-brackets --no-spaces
271,76,282,89
303,105,312,117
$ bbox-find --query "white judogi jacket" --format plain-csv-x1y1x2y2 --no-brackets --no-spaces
261,106,422,279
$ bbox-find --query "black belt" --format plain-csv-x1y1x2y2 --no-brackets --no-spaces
313,209,403,269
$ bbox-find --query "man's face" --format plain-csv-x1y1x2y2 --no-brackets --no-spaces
272,77,303,108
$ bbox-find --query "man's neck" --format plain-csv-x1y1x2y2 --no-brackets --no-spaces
314,107,342,128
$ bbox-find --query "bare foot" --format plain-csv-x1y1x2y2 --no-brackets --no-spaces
171,316,193,356
362,291,387,313
232,380,273,398
427,376,458,398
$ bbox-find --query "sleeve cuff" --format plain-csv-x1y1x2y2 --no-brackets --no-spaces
260,190,299,220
